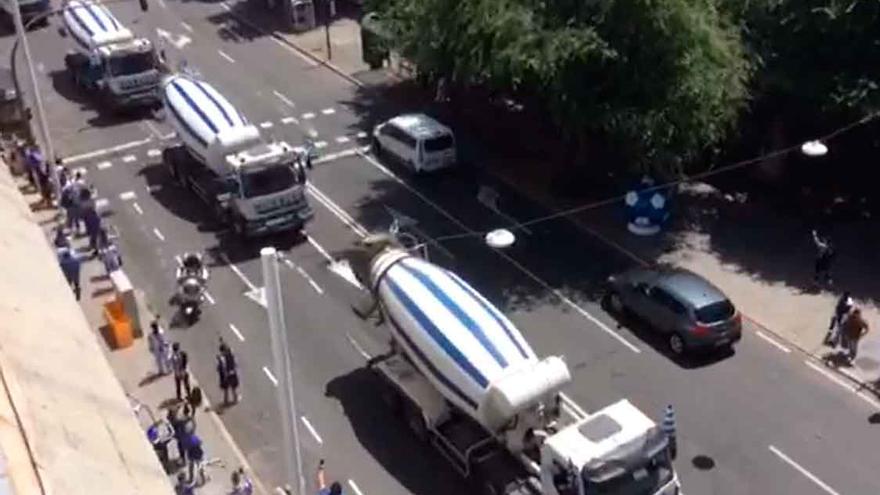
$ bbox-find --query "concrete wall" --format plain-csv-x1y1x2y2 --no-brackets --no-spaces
0,163,173,494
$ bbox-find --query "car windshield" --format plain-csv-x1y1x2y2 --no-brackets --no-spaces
587,450,674,495
107,52,156,77
240,165,297,199
424,134,453,152
695,300,736,323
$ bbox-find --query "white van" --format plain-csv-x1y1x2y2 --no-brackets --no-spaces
372,113,457,173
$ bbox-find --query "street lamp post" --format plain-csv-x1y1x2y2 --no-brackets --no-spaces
8,0,59,196
323,0,333,60
261,247,307,495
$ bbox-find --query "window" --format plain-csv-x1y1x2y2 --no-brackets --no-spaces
424,134,453,152
240,165,297,198
108,52,156,77
695,300,735,324
651,288,686,315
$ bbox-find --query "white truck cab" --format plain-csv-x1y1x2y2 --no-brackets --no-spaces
541,400,679,495
61,0,161,109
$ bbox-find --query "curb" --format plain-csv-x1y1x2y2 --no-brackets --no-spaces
221,2,366,89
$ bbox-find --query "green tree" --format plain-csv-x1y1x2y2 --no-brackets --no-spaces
371,0,752,175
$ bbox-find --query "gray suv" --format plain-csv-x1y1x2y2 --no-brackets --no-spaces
606,268,742,355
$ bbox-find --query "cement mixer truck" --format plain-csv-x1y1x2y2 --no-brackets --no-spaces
161,73,313,237
61,0,162,109
355,236,680,495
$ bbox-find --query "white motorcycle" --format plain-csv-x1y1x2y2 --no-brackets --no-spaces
175,252,209,324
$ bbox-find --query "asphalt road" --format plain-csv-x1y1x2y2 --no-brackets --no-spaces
9,1,880,494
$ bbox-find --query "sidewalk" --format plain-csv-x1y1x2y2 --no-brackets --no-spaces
20,178,269,494
243,14,880,394
0,162,172,494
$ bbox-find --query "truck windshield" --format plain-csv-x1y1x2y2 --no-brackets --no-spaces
240,165,298,199
585,450,674,495
108,52,156,77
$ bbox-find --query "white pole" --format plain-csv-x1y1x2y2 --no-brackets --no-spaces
261,247,306,495
10,2,59,196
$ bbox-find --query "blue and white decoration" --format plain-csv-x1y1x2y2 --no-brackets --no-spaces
62,0,132,51
624,175,670,236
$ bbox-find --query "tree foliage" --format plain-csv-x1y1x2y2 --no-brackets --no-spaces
370,0,752,174
721,0,880,116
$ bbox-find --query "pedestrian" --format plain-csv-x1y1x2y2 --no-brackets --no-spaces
36,161,52,207
57,247,81,300
98,227,123,274
174,472,194,495
171,343,192,402
185,430,205,484
168,407,187,465
188,385,203,413
216,352,229,404
81,197,102,257
219,340,240,404
812,229,836,286
840,308,870,362
316,459,343,495
56,161,68,190
825,292,854,347
147,321,171,376
660,404,677,460
230,467,254,495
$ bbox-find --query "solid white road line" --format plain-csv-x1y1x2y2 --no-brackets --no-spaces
306,184,369,237
122,154,137,163
756,330,791,353
180,21,193,32
152,228,165,241
306,235,334,263
347,480,365,495
359,150,640,354
204,291,216,305
132,202,144,215
281,116,298,125
321,108,335,115
260,121,274,129
302,112,315,120
63,137,153,164
768,445,841,495
262,366,278,386
268,36,318,66
228,323,245,342
300,416,323,444
218,253,260,292
218,50,236,63
96,161,113,170
119,191,136,200
335,136,350,144
147,149,162,157
273,90,295,108
805,360,856,392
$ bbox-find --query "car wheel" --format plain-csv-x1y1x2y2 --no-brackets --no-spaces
607,291,625,314
668,333,686,355
372,138,383,158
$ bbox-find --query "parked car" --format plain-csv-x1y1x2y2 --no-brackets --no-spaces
372,113,457,173
605,267,742,355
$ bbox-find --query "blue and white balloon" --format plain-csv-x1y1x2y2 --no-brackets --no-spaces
624,176,670,236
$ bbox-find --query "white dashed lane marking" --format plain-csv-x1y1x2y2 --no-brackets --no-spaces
281,116,298,125
96,161,113,170
147,149,162,157
321,108,335,115
122,155,137,163
335,136,350,144
119,191,137,201
228,323,245,341
273,90,295,108
152,228,165,241
260,121,274,129
302,112,315,120
314,141,327,149
262,366,278,386
218,50,236,63
132,202,144,215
